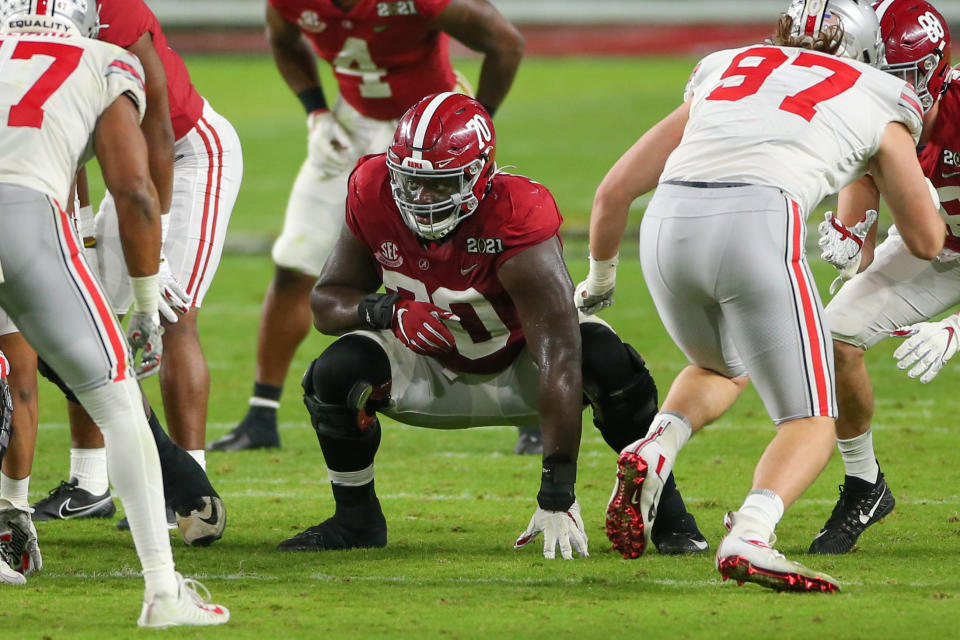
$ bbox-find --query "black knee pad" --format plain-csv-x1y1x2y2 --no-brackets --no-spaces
580,323,659,452
302,335,391,442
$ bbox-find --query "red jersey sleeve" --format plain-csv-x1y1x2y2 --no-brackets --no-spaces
491,175,564,267
345,154,383,243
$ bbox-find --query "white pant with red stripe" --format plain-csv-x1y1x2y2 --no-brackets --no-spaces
97,99,242,311
0,184,131,391
639,182,836,424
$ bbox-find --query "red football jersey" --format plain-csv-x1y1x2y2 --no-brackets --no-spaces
345,155,564,375
268,0,457,120
919,81,960,252
98,0,204,140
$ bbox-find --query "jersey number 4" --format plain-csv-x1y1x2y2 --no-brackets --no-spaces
706,46,861,122
1,39,83,129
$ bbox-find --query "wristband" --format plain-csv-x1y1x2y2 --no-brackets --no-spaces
586,253,618,293
297,86,328,115
357,292,398,330
130,273,159,315
537,458,577,511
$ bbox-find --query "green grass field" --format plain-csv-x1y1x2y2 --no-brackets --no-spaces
6,56,960,638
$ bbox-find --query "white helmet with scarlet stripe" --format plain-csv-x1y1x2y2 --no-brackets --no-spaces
0,0,100,38
787,0,884,66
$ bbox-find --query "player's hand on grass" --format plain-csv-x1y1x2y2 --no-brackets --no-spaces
0,498,42,576
892,314,960,383
818,209,877,295
514,501,589,560
307,110,353,177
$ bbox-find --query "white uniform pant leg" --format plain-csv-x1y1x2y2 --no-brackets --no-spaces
271,97,397,276
826,226,960,349
640,183,836,423
96,99,243,311
0,184,175,594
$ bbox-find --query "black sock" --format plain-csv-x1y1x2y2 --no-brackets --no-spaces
331,481,379,512
244,382,282,431
148,408,217,506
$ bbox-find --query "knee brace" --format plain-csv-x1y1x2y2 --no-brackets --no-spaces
301,335,391,442
36,357,80,404
581,323,659,452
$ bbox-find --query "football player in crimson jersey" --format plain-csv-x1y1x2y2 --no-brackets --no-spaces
810,0,958,555
279,92,709,557
210,0,526,453
21,0,241,544
579,0,943,591
0,0,228,624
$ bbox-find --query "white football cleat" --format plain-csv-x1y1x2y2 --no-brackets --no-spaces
175,496,226,547
606,439,670,558
137,572,230,628
0,497,41,576
716,512,839,593
0,557,25,585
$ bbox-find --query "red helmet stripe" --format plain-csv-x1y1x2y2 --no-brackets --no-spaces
804,13,819,36
36,0,49,14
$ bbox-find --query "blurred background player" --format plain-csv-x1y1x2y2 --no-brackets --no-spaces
810,0,955,554
209,0,526,453
582,0,944,591
0,0,227,624
280,93,707,557
30,0,243,535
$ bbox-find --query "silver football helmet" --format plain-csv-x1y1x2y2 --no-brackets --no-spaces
0,0,100,38
787,0,884,66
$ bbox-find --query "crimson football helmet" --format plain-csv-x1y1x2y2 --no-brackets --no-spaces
874,0,951,112
0,0,100,38
787,0,884,66
387,92,497,241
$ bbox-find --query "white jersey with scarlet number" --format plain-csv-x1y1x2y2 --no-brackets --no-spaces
661,45,923,214
0,32,146,206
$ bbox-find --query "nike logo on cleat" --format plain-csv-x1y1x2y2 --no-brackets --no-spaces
58,496,111,519
199,500,219,526
859,496,885,525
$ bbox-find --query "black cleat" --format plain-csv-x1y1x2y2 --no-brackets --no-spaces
650,474,709,555
31,479,115,521
206,415,280,451
513,429,543,455
116,506,177,531
278,501,387,552
809,473,895,555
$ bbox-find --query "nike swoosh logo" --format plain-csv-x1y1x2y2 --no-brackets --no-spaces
199,499,219,526
174,154,185,162
689,538,708,551
942,171,960,178
373,25,389,32
58,496,112,519
460,263,479,276
858,493,886,525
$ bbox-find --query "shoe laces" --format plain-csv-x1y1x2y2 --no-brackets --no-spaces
822,482,874,535
42,480,77,501
180,575,214,608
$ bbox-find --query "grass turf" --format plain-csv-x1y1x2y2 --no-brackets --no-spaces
7,55,960,638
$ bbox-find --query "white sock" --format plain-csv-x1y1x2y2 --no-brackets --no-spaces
69,447,109,495
735,489,784,544
187,449,206,472
76,379,177,600
328,464,375,487
0,471,30,509
837,430,879,484
626,411,692,460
